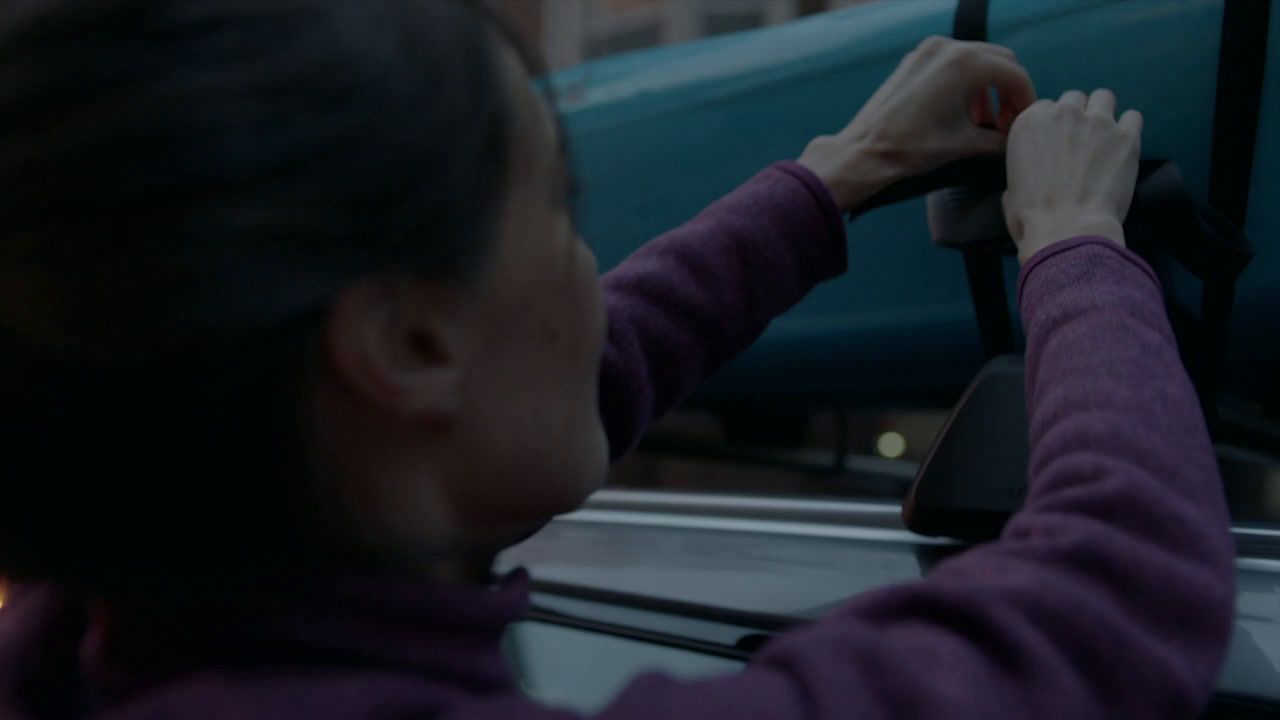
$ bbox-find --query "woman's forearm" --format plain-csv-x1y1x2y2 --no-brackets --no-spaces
596,161,846,460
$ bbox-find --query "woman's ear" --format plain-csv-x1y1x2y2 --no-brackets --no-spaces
323,278,468,419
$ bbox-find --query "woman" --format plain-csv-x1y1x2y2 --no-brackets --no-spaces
0,1,1233,718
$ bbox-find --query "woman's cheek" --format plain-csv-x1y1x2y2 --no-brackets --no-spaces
577,242,605,352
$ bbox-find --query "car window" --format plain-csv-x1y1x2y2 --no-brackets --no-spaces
496,0,1280,527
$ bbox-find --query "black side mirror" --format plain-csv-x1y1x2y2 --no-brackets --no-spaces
901,356,1028,542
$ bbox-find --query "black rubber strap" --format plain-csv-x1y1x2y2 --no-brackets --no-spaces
1194,0,1270,426
952,0,1016,359
1209,0,1270,229
953,0,990,41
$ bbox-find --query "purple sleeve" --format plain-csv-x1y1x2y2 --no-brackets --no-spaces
597,160,847,460
464,238,1235,720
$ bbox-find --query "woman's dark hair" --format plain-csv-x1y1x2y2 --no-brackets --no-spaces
0,0,550,589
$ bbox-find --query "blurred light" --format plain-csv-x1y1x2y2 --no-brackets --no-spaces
876,431,907,459
0,581,6,611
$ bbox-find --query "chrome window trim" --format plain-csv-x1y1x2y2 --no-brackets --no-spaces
577,489,1280,559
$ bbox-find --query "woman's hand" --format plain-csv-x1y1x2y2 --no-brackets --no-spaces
798,35,1036,213
1003,89,1143,263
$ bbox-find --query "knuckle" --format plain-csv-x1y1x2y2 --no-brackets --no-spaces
1121,110,1145,131
1012,99,1053,128
982,41,1014,59
1009,109,1039,134
919,35,948,53
948,45,983,70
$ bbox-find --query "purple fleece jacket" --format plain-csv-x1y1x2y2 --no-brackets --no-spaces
0,162,1236,719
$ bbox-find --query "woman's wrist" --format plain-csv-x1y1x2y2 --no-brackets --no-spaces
797,135,904,214
1016,213,1125,264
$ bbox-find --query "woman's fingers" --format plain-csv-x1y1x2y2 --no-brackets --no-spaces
964,48,1034,132
996,90,1022,133
970,89,997,127
1087,89,1117,119
1059,89,1088,109
1004,88,1143,262
1118,109,1144,135
978,55,1038,113
796,36,1040,211
953,39,1017,61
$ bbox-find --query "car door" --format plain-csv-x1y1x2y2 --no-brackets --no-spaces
500,486,1280,718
